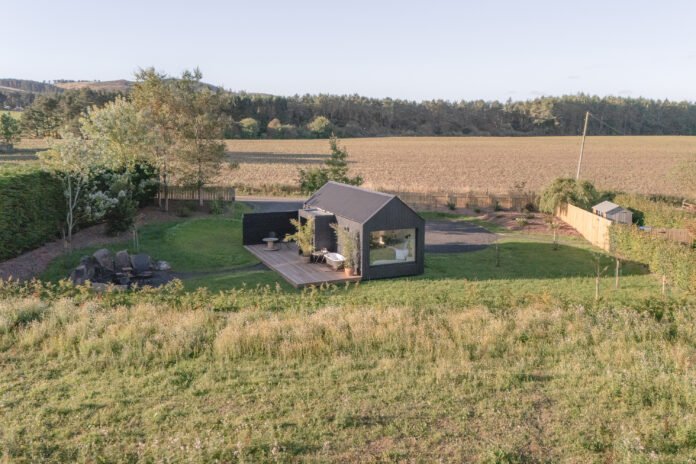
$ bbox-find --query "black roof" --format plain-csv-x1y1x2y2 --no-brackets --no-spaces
304,182,395,223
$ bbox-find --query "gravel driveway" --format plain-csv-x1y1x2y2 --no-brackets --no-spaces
425,220,497,253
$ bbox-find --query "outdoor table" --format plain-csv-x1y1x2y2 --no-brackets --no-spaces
262,237,279,250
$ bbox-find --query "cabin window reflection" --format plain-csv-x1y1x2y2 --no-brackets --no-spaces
369,229,415,266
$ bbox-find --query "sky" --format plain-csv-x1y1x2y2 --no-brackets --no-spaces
2,0,695,102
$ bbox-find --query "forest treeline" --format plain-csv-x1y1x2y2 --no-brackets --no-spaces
2,77,695,137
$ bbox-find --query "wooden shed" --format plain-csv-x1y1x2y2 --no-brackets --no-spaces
592,200,633,224
303,182,425,280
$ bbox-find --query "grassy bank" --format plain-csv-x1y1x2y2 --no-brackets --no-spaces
1,288,694,462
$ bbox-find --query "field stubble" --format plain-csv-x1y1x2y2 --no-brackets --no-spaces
220,136,695,196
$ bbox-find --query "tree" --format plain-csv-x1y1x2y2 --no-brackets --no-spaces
539,177,599,214
80,97,150,234
131,68,177,211
39,133,102,248
298,135,363,193
0,113,21,146
306,116,332,138
240,117,260,138
172,69,226,207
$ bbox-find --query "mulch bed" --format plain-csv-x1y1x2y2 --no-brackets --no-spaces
0,206,213,282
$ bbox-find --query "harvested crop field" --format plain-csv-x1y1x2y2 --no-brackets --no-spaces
220,136,695,195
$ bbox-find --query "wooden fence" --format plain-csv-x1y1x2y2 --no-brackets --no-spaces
556,203,612,251
644,228,694,247
158,186,236,202
386,190,537,212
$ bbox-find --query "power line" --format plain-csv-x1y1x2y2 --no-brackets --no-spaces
587,112,626,136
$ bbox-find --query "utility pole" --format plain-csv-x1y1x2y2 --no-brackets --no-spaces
576,111,590,180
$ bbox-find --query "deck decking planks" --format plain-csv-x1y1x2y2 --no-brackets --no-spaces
244,243,362,287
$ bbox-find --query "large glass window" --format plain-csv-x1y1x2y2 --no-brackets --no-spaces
369,229,416,266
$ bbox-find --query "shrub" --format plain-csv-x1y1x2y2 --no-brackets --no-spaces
610,224,696,293
446,200,456,210
515,217,528,228
613,193,695,228
306,116,332,138
493,201,502,212
539,177,599,214
239,118,260,139
0,168,65,260
474,206,481,214
176,206,193,217
209,197,226,215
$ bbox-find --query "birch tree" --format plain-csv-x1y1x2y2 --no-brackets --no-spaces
40,133,101,248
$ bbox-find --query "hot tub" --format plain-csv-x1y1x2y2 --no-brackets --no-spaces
324,252,346,270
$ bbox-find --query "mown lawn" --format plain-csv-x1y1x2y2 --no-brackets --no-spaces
41,205,256,282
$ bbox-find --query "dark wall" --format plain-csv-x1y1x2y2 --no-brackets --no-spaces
300,210,337,252
242,211,297,245
362,197,426,280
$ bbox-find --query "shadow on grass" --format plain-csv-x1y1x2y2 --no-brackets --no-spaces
422,241,647,281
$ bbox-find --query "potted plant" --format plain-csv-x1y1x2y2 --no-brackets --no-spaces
284,217,315,261
332,223,359,276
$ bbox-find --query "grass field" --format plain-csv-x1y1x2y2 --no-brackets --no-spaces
5,205,696,461
220,136,696,196
0,273,693,461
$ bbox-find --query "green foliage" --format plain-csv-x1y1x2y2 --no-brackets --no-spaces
208,196,226,215
176,205,193,217
298,136,363,193
0,169,65,260
610,224,696,293
283,217,315,256
306,115,332,138
0,112,21,144
239,117,260,138
331,223,359,271
515,217,528,228
613,193,695,228
539,177,599,214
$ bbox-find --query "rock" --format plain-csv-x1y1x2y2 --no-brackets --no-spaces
130,254,152,274
114,250,131,271
93,248,115,272
70,265,87,285
154,260,171,271
78,256,97,281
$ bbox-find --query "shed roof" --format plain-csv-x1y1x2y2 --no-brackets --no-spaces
593,200,630,215
304,182,395,223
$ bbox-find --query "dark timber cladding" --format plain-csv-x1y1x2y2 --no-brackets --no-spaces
304,182,425,281
242,211,297,245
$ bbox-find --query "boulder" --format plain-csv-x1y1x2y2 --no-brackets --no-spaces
93,248,115,272
114,250,131,271
130,254,152,275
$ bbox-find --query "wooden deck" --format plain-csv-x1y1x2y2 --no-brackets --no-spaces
244,243,362,287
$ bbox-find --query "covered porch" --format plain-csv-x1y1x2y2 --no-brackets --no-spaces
244,243,362,288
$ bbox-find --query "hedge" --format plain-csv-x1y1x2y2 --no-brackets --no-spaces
610,224,696,293
0,169,66,261
613,193,694,228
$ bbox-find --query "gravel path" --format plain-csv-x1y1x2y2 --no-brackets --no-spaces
425,220,498,253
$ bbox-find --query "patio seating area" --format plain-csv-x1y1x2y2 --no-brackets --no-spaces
243,242,362,287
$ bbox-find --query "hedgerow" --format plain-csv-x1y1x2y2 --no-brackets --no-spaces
610,224,696,293
0,168,65,260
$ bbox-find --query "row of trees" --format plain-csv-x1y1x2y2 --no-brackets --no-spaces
40,68,226,247
13,86,696,140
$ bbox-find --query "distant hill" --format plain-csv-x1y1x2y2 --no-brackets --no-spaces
0,79,62,94
53,80,132,92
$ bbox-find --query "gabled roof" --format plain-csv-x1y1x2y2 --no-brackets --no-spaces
593,200,629,214
304,182,395,223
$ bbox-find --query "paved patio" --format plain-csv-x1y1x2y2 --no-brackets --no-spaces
244,243,361,287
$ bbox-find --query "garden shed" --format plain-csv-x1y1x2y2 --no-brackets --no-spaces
302,182,425,280
592,200,633,224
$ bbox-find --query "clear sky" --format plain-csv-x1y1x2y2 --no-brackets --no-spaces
2,0,694,102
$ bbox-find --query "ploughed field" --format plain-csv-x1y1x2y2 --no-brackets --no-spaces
220,136,695,195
